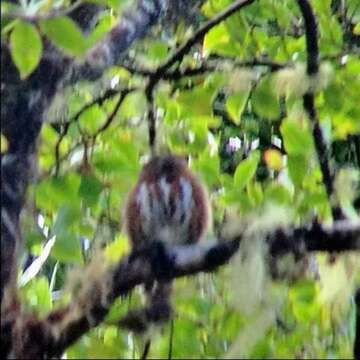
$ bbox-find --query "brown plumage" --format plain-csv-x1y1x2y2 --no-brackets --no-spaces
125,155,210,248
124,155,211,331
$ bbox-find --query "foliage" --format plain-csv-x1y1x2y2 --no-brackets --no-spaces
2,0,360,358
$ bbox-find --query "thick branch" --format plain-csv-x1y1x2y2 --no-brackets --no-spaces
269,219,360,256
1,154,31,302
71,0,168,83
4,219,360,358
1,0,173,303
5,238,239,358
296,0,318,75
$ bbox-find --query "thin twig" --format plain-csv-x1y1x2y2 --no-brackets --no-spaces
157,0,256,74
65,88,121,127
120,63,154,77
93,88,134,138
54,123,70,177
144,0,256,153
53,87,130,175
145,81,156,155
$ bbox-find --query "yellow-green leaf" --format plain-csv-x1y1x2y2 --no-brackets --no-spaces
281,120,314,156
40,17,87,57
104,234,130,263
252,76,281,120
354,23,360,35
234,150,260,190
226,90,250,125
10,21,42,79
1,134,8,153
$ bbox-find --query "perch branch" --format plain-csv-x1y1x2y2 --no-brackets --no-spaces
4,219,360,358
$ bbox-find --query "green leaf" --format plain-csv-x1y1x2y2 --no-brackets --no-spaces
119,91,147,119
226,90,250,124
250,338,272,358
323,83,343,113
247,181,263,205
264,183,292,205
289,280,319,322
10,21,42,79
105,297,128,322
189,115,221,129
79,175,103,206
52,231,83,264
288,155,308,187
79,104,107,133
289,280,317,303
35,173,81,213
52,204,80,235
93,151,139,176
193,151,220,188
162,99,181,124
40,17,88,57
1,2,20,18
20,277,52,316
104,234,130,263
203,22,243,57
234,150,260,190
171,317,201,357
86,13,114,48
177,86,217,117
203,23,230,55
51,205,83,263
86,335,124,358
252,76,281,120
145,40,169,63
281,120,314,156
354,23,360,35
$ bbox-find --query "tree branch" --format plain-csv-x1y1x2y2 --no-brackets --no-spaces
0,0,176,307
269,219,360,255
72,0,168,83
156,0,256,74
92,87,135,137
3,219,359,358
142,0,256,153
296,0,337,218
122,57,287,80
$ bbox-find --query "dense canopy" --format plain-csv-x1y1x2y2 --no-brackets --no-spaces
1,0,359,358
